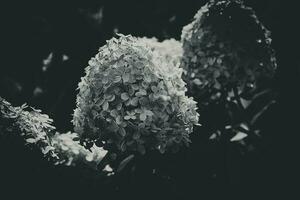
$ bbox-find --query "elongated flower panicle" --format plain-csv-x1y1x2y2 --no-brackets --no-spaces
181,0,277,93
0,97,58,160
0,97,107,168
73,34,199,155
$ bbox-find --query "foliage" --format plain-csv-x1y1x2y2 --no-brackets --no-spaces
73,34,199,155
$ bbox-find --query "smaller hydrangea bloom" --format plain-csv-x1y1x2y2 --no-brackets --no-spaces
181,0,277,93
73,34,199,154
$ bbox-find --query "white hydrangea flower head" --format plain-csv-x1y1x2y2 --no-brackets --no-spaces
73,34,199,154
139,37,183,67
181,0,277,93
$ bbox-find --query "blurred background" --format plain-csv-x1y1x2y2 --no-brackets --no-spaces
1,0,299,199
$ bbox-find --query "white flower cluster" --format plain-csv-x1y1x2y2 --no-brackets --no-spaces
0,97,107,168
139,37,183,67
51,132,107,168
73,34,199,154
0,97,58,160
181,0,277,93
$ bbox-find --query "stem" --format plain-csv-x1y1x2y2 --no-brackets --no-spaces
233,87,245,111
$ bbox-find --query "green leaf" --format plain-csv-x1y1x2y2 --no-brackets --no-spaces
117,154,135,172
230,132,247,142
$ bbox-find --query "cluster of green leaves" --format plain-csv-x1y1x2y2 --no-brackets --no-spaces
0,97,107,168
73,34,199,155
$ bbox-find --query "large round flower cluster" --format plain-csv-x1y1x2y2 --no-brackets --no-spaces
73,34,199,154
181,0,277,93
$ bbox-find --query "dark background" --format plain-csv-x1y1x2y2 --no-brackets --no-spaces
1,0,299,199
